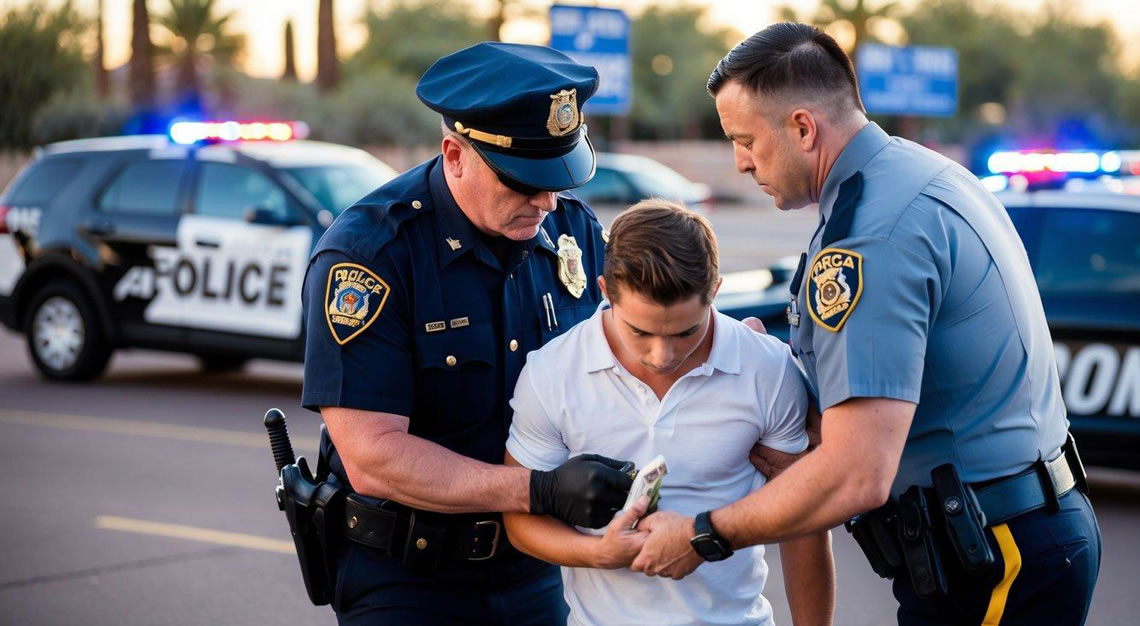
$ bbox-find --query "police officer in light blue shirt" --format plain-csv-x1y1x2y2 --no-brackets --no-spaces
300,43,633,624
631,23,1100,626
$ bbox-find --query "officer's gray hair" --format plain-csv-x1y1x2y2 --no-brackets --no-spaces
440,119,470,147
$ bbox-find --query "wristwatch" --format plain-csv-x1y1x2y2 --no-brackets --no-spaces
690,511,733,562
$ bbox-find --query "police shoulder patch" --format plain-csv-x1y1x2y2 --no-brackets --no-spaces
324,262,391,346
806,247,863,332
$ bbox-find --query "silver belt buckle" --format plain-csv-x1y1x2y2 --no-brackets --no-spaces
469,520,502,561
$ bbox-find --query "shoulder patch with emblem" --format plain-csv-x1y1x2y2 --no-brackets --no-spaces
324,262,391,345
807,248,863,332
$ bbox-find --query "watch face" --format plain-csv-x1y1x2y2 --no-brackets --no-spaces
691,535,729,562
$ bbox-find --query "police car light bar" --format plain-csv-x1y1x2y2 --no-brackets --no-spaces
169,121,310,145
987,150,1122,175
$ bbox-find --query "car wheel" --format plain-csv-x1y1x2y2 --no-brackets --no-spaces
25,281,112,381
199,355,248,373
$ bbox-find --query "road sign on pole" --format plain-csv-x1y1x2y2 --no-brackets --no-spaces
856,44,958,117
549,4,631,116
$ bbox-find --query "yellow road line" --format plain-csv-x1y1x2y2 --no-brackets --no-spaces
95,516,294,554
0,408,319,451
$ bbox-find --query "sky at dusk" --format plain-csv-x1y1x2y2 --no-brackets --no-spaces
52,0,1140,81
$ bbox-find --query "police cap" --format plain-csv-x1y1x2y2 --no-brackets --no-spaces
417,42,599,192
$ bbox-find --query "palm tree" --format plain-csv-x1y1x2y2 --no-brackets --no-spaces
154,0,245,102
282,20,297,81
94,0,109,98
128,0,155,108
316,0,339,91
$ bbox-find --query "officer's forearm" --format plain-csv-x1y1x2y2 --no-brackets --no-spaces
358,430,532,513
322,406,531,513
779,531,836,626
712,398,915,547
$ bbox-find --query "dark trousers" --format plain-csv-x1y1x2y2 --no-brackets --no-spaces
333,544,568,625
894,489,1101,625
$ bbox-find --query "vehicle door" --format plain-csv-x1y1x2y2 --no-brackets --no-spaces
179,155,313,346
91,154,192,344
1028,206,1140,464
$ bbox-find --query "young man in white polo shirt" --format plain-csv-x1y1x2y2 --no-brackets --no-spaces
503,201,835,626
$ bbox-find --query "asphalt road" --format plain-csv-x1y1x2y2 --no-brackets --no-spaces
1,203,1138,624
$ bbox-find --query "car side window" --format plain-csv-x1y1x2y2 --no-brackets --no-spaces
577,167,634,204
1034,208,1140,295
98,160,187,216
194,162,288,221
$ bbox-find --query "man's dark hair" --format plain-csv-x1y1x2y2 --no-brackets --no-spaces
604,200,719,306
708,22,864,113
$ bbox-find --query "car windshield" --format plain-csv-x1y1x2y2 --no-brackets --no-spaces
283,163,393,214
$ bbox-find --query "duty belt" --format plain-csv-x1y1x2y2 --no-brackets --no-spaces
343,494,502,562
972,448,1076,525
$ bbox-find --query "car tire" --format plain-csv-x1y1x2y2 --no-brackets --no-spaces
24,280,112,381
199,355,248,373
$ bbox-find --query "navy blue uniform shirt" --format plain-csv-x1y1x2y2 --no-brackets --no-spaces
302,155,606,482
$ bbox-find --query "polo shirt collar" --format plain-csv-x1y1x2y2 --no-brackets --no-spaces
819,121,890,222
583,305,741,376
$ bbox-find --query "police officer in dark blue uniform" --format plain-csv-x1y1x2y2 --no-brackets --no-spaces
301,43,633,624
631,24,1100,626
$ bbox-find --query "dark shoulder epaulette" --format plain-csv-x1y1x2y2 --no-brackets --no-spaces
821,171,863,247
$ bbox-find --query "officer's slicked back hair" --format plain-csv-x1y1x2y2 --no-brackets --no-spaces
708,22,864,113
604,200,719,306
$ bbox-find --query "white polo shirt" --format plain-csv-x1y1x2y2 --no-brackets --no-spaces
506,305,810,626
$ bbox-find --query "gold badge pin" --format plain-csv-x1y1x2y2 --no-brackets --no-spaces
547,89,580,137
557,234,587,299
446,237,462,251
425,321,446,333
449,317,470,329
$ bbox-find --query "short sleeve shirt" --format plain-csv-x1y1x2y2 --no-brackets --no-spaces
301,156,607,475
506,307,809,626
792,123,1067,493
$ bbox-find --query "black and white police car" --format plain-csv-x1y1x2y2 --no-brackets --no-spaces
0,122,396,380
715,189,1140,469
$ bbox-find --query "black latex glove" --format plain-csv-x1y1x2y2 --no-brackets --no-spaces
530,454,635,529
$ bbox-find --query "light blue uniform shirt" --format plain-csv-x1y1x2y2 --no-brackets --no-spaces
791,122,1068,494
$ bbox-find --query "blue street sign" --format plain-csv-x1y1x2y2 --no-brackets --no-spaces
857,44,958,117
549,4,631,116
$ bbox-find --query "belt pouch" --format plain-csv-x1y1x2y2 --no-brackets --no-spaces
898,486,948,598
846,507,902,579
401,511,447,575
1063,433,1089,495
930,464,994,573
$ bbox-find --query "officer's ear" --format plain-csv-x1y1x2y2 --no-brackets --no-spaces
441,135,466,178
789,108,818,152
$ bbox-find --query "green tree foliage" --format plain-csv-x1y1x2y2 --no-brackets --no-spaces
630,5,738,139
346,0,484,80
0,2,89,148
781,0,900,56
154,0,246,103
901,0,1131,146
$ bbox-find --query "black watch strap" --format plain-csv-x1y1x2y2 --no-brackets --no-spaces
691,510,733,562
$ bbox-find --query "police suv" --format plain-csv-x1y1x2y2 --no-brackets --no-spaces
716,190,1140,470
0,123,396,380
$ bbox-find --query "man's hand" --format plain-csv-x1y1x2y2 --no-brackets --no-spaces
630,511,703,580
750,404,822,479
530,454,634,528
593,496,650,569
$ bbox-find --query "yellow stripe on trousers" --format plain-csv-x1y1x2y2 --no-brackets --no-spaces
982,523,1022,626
